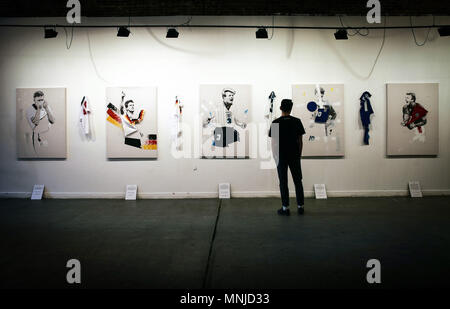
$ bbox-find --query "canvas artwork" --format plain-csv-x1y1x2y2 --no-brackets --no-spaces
386,83,438,156
16,88,67,159
200,85,251,158
106,87,158,159
291,84,345,156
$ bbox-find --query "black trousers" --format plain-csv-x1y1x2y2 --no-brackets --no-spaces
276,158,304,207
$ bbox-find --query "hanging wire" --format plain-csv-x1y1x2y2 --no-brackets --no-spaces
364,16,387,79
86,29,109,84
410,15,434,46
63,26,74,49
339,16,369,36
268,15,275,40
180,16,193,26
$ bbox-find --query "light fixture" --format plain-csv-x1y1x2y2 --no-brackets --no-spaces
44,27,58,39
334,29,348,40
166,28,179,38
438,26,450,37
256,28,268,39
117,26,130,37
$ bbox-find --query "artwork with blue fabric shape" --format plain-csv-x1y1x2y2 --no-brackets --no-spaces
359,91,374,145
292,84,344,157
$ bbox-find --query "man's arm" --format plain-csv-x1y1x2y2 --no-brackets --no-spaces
234,116,247,129
401,105,410,125
413,115,427,128
31,106,41,126
271,136,279,164
203,111,215,128
298,134,303,157
43,101,55,124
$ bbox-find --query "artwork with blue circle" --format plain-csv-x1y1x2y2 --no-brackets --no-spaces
292,84,344,157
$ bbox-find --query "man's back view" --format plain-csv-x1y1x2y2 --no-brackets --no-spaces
269,99,306,216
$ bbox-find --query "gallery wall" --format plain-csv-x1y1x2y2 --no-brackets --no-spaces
0,15,449,198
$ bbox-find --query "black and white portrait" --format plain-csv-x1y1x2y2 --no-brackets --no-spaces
200,85,251,158
16,88,66,159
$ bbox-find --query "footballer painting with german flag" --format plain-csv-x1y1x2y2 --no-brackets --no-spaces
387,83,438,156
106,87,158,159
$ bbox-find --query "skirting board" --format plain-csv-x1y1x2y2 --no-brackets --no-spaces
1,190,450,199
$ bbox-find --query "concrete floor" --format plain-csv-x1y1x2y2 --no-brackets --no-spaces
0,197,449,289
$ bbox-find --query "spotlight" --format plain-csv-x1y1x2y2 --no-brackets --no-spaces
166,28,179,38
256,28,268,39
117,26,130,37
44,28,58,39
334,29,348,40
438,26,450,37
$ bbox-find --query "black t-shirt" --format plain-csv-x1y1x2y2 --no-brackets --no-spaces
269,115,305,159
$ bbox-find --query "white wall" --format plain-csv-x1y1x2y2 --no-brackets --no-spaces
0,16,449,198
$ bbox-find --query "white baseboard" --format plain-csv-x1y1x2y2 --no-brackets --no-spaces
1,189,449,199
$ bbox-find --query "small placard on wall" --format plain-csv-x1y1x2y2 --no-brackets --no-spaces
314,184,327,199
219,183,231,199
125,185,138,200
31,185,45,200
409,181,423,198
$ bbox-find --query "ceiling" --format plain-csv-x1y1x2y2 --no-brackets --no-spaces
1,0,450,17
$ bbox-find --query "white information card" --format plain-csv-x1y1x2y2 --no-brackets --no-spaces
126,185,138,200
219,183,231,199
409,181,423,198
31,185,45,200
314,184,327,199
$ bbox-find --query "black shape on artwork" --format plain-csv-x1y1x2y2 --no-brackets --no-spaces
359,91,374,145
125,137,141,148
213,126,240,147
315,108,330,124
107,103,119,113
268,91,276,113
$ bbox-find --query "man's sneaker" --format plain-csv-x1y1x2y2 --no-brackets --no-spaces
298,207,304,215
277,208,290,216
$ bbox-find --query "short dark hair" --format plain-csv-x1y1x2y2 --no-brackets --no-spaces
33,91,44,98
406,92,416,102
280,99,293,112
124,100,134,108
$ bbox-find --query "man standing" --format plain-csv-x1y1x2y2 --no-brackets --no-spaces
269,99,306,216
26,91,56,153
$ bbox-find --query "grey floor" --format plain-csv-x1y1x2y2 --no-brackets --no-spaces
0,197,449,289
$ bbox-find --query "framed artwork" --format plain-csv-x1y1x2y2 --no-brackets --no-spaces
106,87,158,159
16,88,67,159
292,84,345,157
200,84,251,158
386,83,438,156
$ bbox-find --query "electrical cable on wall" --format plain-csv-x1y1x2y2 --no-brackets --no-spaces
86,29,110,84
364,16,387,79
268,15,275,40
64,27,74,49
339,16,369,36
410,15,434,46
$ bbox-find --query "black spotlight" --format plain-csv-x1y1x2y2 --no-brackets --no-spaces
334,29,348,40
438,26,450,37
256,28,268,39
117,26,130,37
44,28,58,39
166,28,179,38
